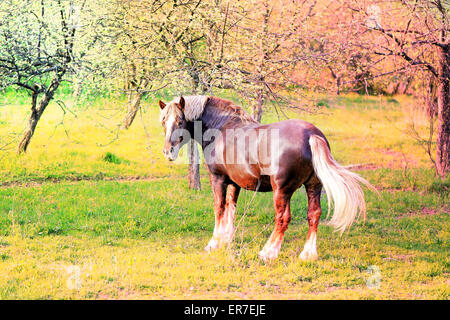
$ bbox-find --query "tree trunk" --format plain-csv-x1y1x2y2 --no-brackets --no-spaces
17,115,40,154
188,139,201,190
435,44,450,178
252,90,263,123
251,0,270,124
122,91,144,129
187,75,202,190
72,79,83,100
336,77,341,95
17,90,53,153
328,66,341,95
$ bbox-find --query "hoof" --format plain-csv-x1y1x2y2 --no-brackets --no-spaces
205,239,219,252
299,250,318,261
259,248,279,262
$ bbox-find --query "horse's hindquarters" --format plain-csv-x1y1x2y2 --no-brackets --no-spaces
219,120,323,192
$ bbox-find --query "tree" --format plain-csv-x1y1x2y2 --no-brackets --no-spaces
106,0,169,130
342,0,449,177
138,0,209,190
220,0,319,121
0,0,101,153
110,0,219,190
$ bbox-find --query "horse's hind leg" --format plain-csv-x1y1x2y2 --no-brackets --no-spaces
300,178,322,261
259,189,292,262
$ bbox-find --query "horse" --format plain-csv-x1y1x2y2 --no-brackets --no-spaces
158,95,373,262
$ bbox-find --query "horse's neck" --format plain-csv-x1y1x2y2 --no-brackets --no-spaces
190,100,257,148
198,104,253,130
189,118,219,150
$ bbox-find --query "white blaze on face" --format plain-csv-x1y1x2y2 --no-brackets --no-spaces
160,105,182,161
164,112,176,142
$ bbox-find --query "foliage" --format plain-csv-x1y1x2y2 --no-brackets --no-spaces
0,0,112,152
0,0,104,92
103,152,130,165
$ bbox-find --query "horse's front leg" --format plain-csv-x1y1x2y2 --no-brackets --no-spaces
205,174,227,252
259,189,292,262
300,180,322,261
220,183,240,245
205,175,240,251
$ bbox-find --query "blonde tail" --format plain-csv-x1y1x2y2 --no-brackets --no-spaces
309,135,375,233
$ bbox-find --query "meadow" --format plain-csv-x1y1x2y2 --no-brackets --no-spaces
0,90,448,299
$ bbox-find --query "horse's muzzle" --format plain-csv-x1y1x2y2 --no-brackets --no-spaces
163,145,179,161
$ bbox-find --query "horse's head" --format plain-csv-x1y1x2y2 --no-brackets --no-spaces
159,96,189,161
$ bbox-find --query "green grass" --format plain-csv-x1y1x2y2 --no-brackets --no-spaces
0,91,448,299
0,178,448,299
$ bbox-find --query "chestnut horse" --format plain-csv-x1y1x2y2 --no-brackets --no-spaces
159,95,373,262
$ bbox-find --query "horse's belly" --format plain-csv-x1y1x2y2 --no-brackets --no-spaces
228,171,272,192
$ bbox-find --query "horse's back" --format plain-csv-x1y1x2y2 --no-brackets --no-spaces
257,119,329,163
257,119,327,141
219,119,327,191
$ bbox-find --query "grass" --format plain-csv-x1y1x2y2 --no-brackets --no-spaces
0,90,448,299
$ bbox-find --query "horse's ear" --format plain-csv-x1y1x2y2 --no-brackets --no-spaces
179,96,185,111
159,100,166,110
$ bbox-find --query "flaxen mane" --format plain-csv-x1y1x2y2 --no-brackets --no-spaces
160,95,258,129
159,95,209,123
203,96,257,129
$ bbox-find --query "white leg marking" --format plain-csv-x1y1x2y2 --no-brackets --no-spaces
219,202,235,244
205,203,236,252
300,232,318,261
205,219,220,252
259,234,283,262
